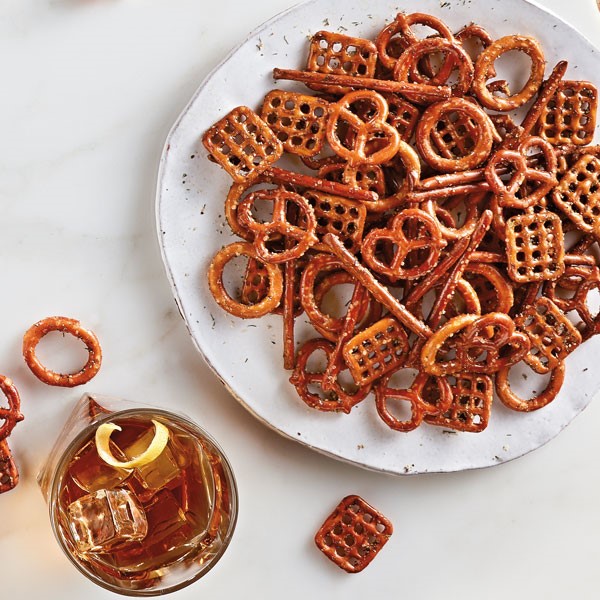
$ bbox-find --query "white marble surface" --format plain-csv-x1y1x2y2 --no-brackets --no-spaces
1,1,599,598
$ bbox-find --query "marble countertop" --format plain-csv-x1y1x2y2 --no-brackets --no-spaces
1,1,599,598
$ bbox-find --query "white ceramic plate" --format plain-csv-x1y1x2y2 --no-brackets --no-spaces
156,0,600,474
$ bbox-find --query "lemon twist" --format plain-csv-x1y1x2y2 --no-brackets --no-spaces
95,419,170,469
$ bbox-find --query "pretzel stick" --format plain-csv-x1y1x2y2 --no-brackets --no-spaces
323,233,432,338
265,167,378,203
283,258,297,371
407,182,490,202
272,68,451,103
322,283,368,391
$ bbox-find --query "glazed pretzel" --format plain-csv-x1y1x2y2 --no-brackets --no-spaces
473,35,545,111
208,242,283,318
463,263,514,314
0,376,23,442
237,188,318,263
289,338,370,413
485,136,557,209
422,191,483,241
0,440,18,495
361,208,445,281
496,361,565,412
327,91,401,165
319,162,387,198
22,317,102,387
416,97,494,172
314,495,393,573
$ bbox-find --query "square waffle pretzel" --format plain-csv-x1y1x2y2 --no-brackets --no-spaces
260,90,330,158
505,211,565,283
425,373,493,433
306,31,378,94
314,495,393,573
202,106,282,183
430,107,480,160
536,80,598,146
303,190,367,254
514,297,582,374
342,317,408,386
552,154,600,237
384,93,421,142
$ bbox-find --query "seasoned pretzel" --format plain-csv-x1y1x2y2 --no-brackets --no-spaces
342,317,410,387
422,192,483,240
289,338,370,413
425,373,493,432
202,106,282,183
455,23,493,60
0,376,23,442
485,136,557,209
0,440,18,495
514,297,581,374
473,35,545,111
319,162,387,198
463,263,514,314
282,258,298,370
361,208,445,281
208,242,283,318
22,317,102,387
384,93,421,142
537,80,598,147
237,188,318,263
314,495,393,573
416,98,494,172
496,361,565,412
327,91,401,165
260,90,330,157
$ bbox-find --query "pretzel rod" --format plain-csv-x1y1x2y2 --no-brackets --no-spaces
470,251,507,263
265,167,378,203
323,233,433,338
272,68,451,102
407,182,490,202
283,258,297,370
322,283,368,390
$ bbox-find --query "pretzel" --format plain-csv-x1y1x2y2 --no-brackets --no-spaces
283,258,297,370
260,90,329,157
327,90,402,165
319,162,387,198
208,242,283,318
241,257,272,306
0,376,23,442
463,263,514,314
496,361,565,412
342,317,410,387
552,153,600,237
361,208,445,281
289,338,370,413
384,93,421,142
422,192,482,240
202,106,283,182
302,190,367,254
237,188,318,263
306,31,378,94
314,495,393,573
536,80,598,146
22,317,102,387
376,12,455,72
473,35,545,111
425,373,493,432
504,211,565,283
485,136,557,209
420,313,529,376
416,98,494,173
514,297,581,375
0,440,18,494
455,23,493,58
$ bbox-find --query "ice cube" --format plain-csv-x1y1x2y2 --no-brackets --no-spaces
67,488,148,553
69,440,132,493
123,429,180,491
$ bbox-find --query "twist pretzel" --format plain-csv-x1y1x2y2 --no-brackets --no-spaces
327,91,401,165
237,188,318,263
208,242,283,318
0,376,23,442
361,208,445,281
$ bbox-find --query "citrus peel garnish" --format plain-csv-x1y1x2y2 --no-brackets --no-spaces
95,419,170,469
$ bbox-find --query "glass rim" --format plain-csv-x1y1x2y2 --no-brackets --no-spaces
48,407,239,597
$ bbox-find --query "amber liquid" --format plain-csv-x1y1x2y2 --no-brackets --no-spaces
53,413,235,591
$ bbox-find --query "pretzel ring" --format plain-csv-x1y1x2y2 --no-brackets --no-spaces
374,381,424,432
237,188,318,263
496,361,565,412
0,377,23,442
416,98,494,172
289,338,371,413
208,242,283,318
393,38,474,98
473,35,545,111
362,209,445,281
463,263,514,314
327,91,401,165
22,317,102,387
